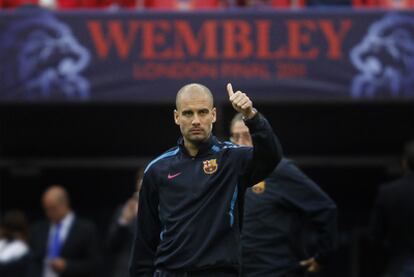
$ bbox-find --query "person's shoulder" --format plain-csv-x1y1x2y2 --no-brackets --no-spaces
275,158,290,169
375,178,404,202
221,141,240,149
219,140,251,152
378,175,411,193
72,217,98,233
271,158,316,186
74,216,94,224
274,158,301,175
216,141,253,163
375,175,414,208
144,146,180,174
30,220,49,232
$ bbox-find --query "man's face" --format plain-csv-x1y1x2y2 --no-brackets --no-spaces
231,120,252,147
174,92,216,144
42,197,66,224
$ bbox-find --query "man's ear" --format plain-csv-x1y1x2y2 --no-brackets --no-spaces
174,109,180,125
212,107,217,123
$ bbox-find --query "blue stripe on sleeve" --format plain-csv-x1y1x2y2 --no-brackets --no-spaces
144,148,179,173
229,185,238,227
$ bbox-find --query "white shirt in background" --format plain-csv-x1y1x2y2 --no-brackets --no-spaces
0,239,29,263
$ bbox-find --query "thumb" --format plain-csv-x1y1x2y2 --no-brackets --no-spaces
227,83,234,98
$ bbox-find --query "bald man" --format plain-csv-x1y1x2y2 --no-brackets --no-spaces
230,114,337,277
129,83,282,277
29,185,100,277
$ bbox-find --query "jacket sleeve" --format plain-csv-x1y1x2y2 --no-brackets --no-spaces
129,168,161,277
240,113,282,188
273,160,337,263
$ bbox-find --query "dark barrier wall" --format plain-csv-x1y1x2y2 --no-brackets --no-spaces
1,102,413,158
0,8,414,102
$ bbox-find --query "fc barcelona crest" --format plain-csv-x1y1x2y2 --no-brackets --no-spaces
203,159,218,174
252,181,266,194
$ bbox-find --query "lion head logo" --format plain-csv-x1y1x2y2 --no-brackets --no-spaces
350,14,414,99
0,11,91,100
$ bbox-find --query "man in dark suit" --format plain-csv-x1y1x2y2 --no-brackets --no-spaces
29,185,100,277
371,141,414,277
230,114,337,277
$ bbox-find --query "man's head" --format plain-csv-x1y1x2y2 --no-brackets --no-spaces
402,140,414,172
42,185,71,224
174,83,216,146
230,113,252,147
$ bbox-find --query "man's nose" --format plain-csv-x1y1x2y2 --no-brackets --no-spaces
192,114,200,125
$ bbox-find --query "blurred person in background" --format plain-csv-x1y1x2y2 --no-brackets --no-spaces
230,114,337,277
371,140,414,277
29,185,100,277
0,210,30,277
105,170,142,277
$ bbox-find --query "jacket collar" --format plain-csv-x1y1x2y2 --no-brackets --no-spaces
178,135,219,157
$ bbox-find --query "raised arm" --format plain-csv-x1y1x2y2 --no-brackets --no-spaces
227,83,283,187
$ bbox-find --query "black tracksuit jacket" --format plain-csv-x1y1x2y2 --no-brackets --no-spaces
129,113,282,276
241,159,337,277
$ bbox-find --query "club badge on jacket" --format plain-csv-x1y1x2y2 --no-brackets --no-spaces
252,181,266,194
203,159,218,174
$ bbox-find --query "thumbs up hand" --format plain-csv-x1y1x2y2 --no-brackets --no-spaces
227,83,257,120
